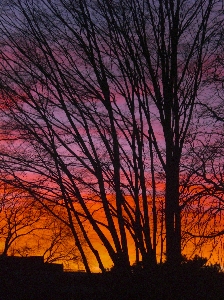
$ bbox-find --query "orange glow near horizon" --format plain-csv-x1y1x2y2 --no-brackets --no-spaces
0,185,223,272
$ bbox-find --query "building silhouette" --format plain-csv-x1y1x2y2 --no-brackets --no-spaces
0,255,63,275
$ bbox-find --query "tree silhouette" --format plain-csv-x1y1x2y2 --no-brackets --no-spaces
0,0,222,271
0,182,84,270
0,183,43,256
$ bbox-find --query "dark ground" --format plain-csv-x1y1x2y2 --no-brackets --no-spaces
1,263,224,300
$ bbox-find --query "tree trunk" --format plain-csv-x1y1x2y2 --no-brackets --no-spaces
165,156,181,266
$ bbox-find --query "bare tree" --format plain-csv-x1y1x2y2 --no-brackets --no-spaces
178,91,224,262
27,215,83,270
0,182,85,269
39,220,81,266
0,0,222,271
0,183,43,256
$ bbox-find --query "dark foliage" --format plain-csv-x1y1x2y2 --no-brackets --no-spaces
1,257,223,300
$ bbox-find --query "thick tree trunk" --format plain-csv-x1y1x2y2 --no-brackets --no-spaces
165,157,181,266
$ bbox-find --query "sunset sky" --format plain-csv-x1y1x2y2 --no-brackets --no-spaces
0,0,223,273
